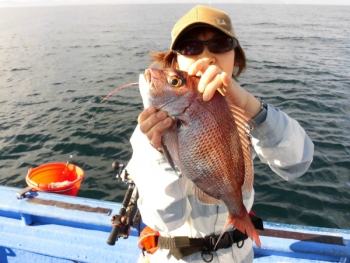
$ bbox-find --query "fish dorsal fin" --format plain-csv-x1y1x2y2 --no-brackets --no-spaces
193,184,221,205
225,98,255,196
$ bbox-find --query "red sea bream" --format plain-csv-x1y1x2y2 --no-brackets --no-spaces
139,68,261,248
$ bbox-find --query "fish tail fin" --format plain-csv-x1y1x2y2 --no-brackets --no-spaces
215,212,261,249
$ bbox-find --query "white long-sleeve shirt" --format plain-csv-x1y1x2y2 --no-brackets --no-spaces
126,103,314,263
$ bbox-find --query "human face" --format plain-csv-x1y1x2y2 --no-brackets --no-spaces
176,29,235,76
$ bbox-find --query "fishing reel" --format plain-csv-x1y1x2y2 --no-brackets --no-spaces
107,161,141,245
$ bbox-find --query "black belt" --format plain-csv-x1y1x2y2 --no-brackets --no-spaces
157,214,263,262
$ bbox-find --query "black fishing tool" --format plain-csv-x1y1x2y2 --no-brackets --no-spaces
107,161,141,245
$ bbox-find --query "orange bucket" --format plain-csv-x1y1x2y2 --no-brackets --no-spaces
26,162,84,196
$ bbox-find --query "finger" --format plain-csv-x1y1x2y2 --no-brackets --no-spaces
217,71,231,96
202,73,223,101
198,65,223,94
220,72,241,100
148,117,173,148
139,110,168,135
220,71,232,89
187,59,209,77
150,130,162,149
138,106,156,124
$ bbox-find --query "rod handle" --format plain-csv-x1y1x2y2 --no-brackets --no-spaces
107,224,120,245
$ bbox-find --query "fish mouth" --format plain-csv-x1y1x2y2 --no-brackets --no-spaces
144,68,164,88
139,72,151,108
142,68,182,113
144,68,153,85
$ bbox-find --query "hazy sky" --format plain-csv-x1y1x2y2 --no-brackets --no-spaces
1,0,350,7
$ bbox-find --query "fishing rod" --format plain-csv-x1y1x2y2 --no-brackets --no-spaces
107,161,141,245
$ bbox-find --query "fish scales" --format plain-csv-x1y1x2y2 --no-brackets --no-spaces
140,68,261,248
178,93,245,205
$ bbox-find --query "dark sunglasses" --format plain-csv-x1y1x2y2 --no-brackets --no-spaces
174,37,238,56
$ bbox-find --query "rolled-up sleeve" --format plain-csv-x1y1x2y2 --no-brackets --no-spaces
125,125,191,232
251,104,314,181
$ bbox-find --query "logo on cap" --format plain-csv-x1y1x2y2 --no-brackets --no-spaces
216,19,227,26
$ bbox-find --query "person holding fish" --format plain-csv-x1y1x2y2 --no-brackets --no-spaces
125,5,314,263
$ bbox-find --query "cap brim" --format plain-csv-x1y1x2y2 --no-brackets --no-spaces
170,23,235,50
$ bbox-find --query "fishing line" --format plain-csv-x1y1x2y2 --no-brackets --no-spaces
66,82,139,165
85,82,139,126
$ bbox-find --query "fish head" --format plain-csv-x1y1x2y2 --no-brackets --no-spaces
139,68,200,115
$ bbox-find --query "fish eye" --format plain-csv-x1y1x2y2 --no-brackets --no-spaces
168,76,182,88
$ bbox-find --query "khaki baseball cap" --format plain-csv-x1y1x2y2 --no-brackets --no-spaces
170,5,236,50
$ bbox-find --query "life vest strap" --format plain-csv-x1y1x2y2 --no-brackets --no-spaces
139,213,263,260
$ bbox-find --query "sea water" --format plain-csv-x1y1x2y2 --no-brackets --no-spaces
0,3,349,229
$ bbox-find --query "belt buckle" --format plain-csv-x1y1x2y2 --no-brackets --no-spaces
200,236,216,262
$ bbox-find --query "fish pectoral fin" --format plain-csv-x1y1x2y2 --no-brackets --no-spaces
193,185,221,206
161,123,180,171
162,143,176,170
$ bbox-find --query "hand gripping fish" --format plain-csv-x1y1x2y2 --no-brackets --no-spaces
139,68,261,248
